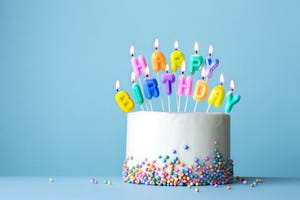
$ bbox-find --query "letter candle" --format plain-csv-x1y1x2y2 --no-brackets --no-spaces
161,64,175,112
131,72,144,111
205,45,219,81
207,73,225,112
177,61,193,112
130,45,148,110
115,80,135,113
193,67,209,112
225,80,241,113
151,38,166,111
143,67,160,111
170,40,185,110
188,41,203,75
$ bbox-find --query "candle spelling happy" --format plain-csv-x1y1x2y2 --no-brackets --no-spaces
225,80,241,113
151,38,166,111
207,73,225,112
170,40,185,73
188,41,203,75
205,45,219,80
115,80,135,113
161,64,176,112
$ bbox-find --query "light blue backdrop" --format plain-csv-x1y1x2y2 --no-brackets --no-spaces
0,0,299,177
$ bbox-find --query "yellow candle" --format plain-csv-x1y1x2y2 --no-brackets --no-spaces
115,80,134,112
151,39,167,72
170,40,185,73
208,74,225,108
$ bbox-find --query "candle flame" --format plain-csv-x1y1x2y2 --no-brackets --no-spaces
181,61,186,73
130,45,134,56
174,40,178,50
154,38,159,49
145,66,150,76
131,72,135,83
230,80,235,91
208,45,213,55
115,80,120,91
201,67,206,78
194,41,199,53
166,64,169,72
220,73,224,85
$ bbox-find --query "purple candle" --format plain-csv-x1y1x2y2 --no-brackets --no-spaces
161,64,175,112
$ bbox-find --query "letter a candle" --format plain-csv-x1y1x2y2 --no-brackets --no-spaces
207,74,225,112
151,38,166,111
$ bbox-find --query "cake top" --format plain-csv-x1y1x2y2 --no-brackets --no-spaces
114,39,241,114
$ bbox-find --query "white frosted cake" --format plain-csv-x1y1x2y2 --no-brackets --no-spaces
122,111,233,186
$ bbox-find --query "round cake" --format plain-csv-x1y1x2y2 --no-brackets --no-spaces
122,111,233,186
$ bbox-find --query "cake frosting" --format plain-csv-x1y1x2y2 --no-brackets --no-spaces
122,111,233,186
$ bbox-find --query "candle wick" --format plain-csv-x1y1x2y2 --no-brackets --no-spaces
231,88,234,91
116,89,119,92
181,71,184,75
175,48,178,51
202,77,205,80
155,47,158,50
131,54,134,57
195,50,198,54
209,53,212,57
146,74,149,78
220,83,223,86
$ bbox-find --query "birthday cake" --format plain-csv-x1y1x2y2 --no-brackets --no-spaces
115,39,240,186
122,111,233,186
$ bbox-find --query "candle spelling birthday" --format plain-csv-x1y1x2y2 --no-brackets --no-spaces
207,73,225,112
193,67,209,112
115,80,135,113
130,45,148,110
225,80,241,113
177,61,193,112
131,72,144,111
143,67,159,111
161,64,175,112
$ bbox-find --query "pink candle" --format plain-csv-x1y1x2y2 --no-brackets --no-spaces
177,61,193,112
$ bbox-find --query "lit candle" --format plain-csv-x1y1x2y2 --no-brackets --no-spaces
115,80,135,113
143,67,160,111
130,45,147,77
193,68,209,112
130,45,148,110
151,38,166,111
170,40,185,73
205,45,219,80
177,61,193,112
131,72,144,111
225,80,241,113
207,73,225,112
188,41,203,75
151,39,167,72
161,64,175,112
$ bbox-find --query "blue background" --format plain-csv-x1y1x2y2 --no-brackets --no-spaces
0,0,299,177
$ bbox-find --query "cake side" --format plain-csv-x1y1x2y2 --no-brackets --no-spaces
122,111,233,186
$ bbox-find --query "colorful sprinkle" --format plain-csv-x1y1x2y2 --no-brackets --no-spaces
183,145,189,150
122,147,234,186
49,177,54,183
172,149,177,154
250,183,254,187
243,180,247,184
195,188,200,192
213,140,219,145
227,185,231,190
